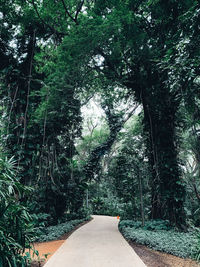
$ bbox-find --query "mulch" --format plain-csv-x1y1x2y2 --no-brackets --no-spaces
31,217,200,267
130,242,200,267
30,218,93,267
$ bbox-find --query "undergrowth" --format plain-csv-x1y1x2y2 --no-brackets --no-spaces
119,220,197,259
33,217,90,242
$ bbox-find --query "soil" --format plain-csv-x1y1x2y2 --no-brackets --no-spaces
30,217,200,267
130,242,200,267
30,218,92,267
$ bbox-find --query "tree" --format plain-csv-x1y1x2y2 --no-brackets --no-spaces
0,0,84,222
25,0,193,226
108,115,150,223
1,0,199,229
75,0,189,226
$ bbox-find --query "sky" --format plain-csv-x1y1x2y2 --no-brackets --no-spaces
81,97,142,136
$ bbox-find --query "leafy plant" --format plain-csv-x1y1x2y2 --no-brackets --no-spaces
91,196,121,216
0,155,34,266
33,218,90,243
119,220,196,259
119,219,171,231
192,229,200,261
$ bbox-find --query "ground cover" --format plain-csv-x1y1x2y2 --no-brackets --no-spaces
131,243,200,267
33,218,90,243
119,220,199,262
28,217,91,266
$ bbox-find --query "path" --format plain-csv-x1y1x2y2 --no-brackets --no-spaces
43,215,146,267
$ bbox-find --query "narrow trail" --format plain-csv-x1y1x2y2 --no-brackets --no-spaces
43,215,146,267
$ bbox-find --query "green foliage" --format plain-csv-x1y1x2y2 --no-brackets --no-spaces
0,0,84,225
119,220,195,259
31,213,52,228
119,202,139,220
65,207,91,221
91,196,122,216
76,120,110,166
33,218,89,243
1,0,200,256
141,220,172,231
108,115,150,221
0,155,34,267
119,219,172,231
193,230,200,261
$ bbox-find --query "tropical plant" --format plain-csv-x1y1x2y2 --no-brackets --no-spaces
0,155,34,267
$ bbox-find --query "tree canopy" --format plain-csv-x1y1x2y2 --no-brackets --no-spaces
1,0,200,265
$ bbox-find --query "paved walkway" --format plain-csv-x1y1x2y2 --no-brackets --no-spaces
44,215,146,267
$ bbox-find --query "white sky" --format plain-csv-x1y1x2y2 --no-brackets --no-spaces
81,99,106,135
81,97,142,136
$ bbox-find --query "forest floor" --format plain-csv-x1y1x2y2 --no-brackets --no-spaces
131,243,200,267
38,215,146,267
31,241,200,267
30,219,91,267
30,216,200,267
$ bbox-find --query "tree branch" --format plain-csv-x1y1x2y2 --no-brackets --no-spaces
83,103,138,180
75,1,84,22
61,0,78,24
30,0,66,37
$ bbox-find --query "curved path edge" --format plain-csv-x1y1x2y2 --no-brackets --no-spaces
44,215,146,267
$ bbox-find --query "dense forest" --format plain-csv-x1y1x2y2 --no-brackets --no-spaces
1,0,200,266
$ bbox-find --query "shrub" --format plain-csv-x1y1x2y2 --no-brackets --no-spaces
65,207,91,221
31,213,52,227
91,197,123,216
33,218,89,242
192,229,200,261
119,202,140,220
119,220,142,230
119,219,172,231
0,155,34,266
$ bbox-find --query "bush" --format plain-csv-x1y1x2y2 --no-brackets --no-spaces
119,219,172,231
119,220,142,230
65,207,91,221
119,220,196,258
192,229,200,261
31,213,52,227
0,155,34,266
119,202,141,220
33,218,89,242
91,197,123,216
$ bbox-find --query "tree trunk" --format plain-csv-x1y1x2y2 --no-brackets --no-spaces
141,86,186,227
138,173,145,226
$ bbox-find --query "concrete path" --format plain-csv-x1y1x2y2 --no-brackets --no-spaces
43,215,146,267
